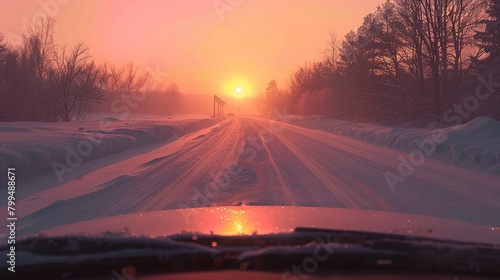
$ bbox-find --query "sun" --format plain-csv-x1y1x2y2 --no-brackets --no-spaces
233,87,244,98
223,78,253,99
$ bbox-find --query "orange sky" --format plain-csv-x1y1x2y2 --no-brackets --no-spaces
1,0,386,99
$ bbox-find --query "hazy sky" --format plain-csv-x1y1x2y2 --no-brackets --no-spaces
1,0,386,98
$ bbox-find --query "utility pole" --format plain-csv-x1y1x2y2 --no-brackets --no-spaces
213,95,226,118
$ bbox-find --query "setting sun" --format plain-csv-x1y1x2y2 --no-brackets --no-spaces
223,78,253,99
234,87,243,98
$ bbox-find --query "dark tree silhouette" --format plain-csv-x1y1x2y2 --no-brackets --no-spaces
476,0,500,68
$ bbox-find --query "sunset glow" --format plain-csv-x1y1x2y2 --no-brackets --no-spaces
1,0,499,276
214,209,256,235
223,78,253,99
0,0,387,100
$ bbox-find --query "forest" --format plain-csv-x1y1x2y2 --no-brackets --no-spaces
1,0,499,125
0,18,211,122
261,0,500,125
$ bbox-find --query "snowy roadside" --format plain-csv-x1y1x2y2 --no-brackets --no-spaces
282,115,500,176
0,115,222,183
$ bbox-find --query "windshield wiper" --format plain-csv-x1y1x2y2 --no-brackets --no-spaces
2,229,500,279
0,235,221,279
293,226,498,246
171,227,500,276
235,227,500,276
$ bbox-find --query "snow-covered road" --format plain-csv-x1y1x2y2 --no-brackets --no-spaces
11,117,500,236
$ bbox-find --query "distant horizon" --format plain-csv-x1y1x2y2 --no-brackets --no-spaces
0,0,387,97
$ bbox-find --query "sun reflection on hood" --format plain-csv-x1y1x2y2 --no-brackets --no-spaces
40,206,500,245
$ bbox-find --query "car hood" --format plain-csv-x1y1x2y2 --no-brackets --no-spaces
41,206,500,244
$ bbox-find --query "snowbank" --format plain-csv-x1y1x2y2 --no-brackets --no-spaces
284,115,500,175
0,115,221,182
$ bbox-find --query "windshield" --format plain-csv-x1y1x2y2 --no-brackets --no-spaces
1,0,499,278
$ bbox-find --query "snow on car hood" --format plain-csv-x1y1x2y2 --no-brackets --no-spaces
41,206,500,244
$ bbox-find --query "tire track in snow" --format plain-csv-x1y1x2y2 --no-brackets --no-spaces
18,119,243,235
250,123,297,205
17,116,500,235
249,117,500,225
249,119,378,209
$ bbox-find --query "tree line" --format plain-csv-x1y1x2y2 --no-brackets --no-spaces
0,18,209,122
262,0,500,125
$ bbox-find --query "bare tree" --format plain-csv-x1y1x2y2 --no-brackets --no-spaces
53,43,91,121
101,63,125,93
123,63,149,94
23,17,56,120
74,61,106,120
397,0,484,121
324,31,340,71
0,34,8,118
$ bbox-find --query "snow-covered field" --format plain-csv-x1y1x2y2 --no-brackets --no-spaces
284,115,500,175
0,114,218,182
1,115,499,238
